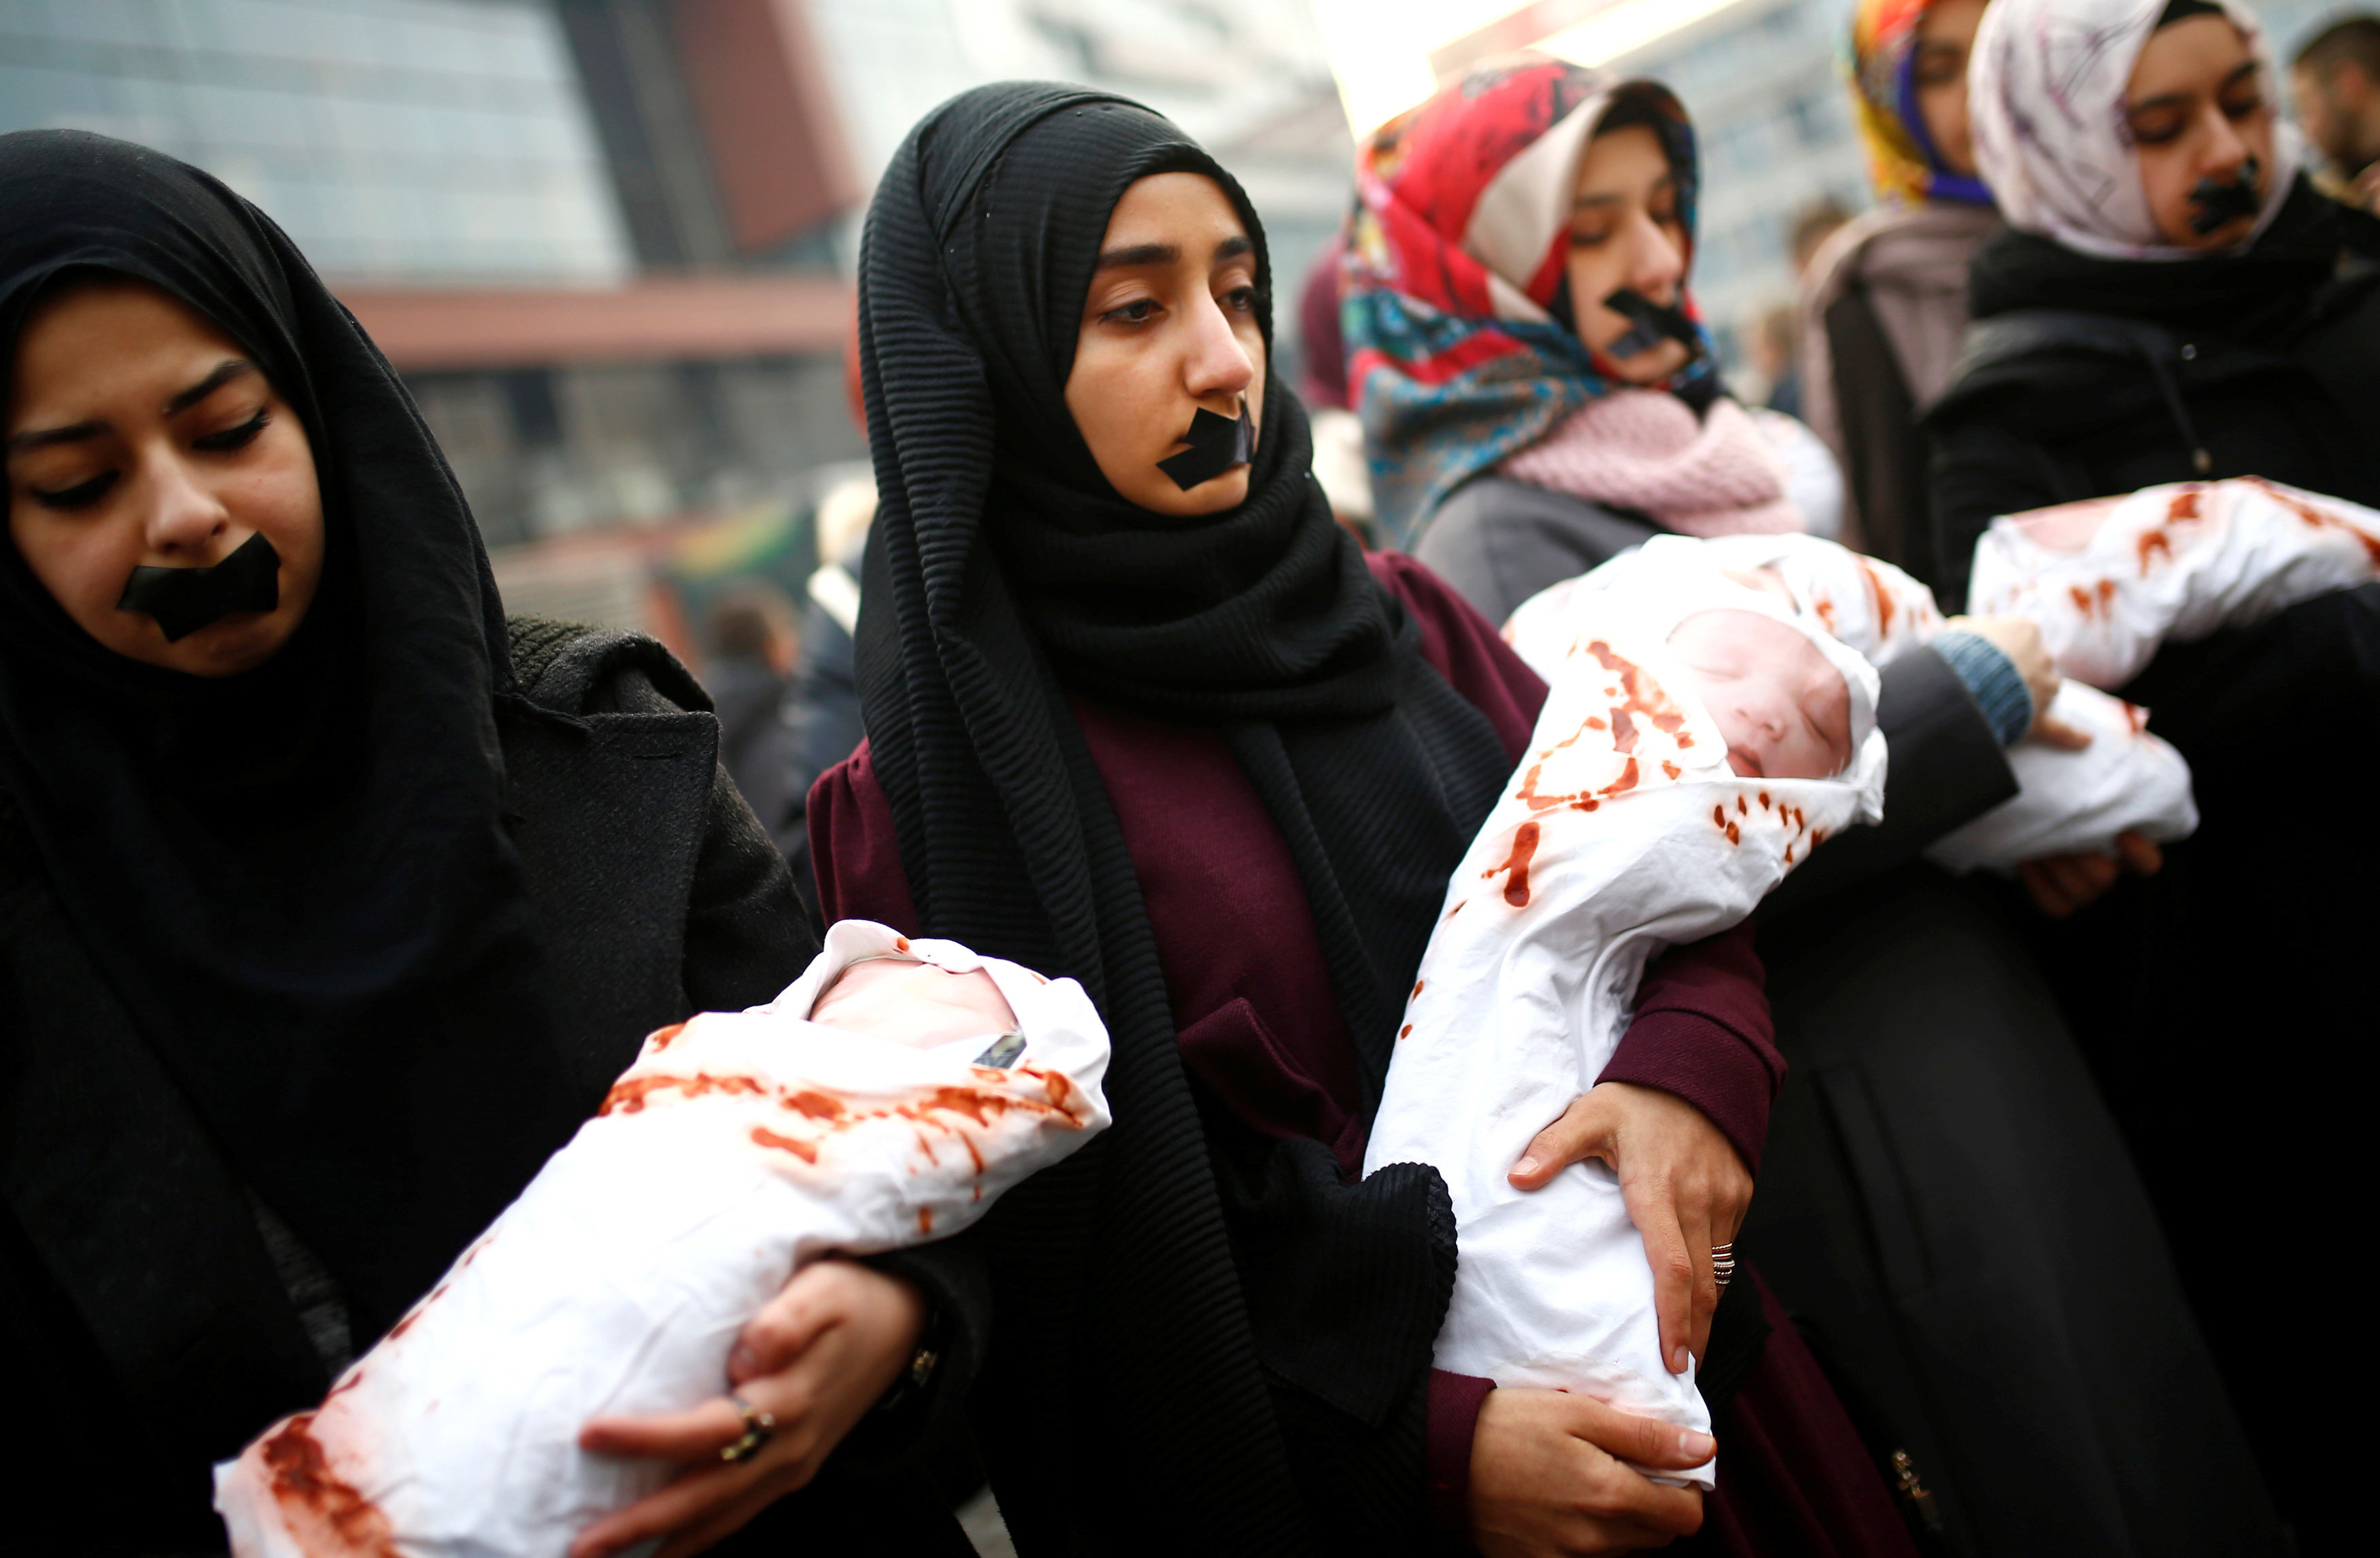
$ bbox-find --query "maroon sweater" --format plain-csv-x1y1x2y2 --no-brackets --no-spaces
811,552,1914,1556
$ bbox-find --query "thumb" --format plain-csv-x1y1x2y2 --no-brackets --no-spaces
2115,829,2164,876
1566,1393,1718,1470
2032,712,2094,751
1510,1095,1614,1189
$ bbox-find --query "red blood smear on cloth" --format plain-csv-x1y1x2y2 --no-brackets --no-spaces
646,1021,687,1052
598,1072,768,1116
260,1415,401,1558
1484,822,1541,907
749,1125,819,1163
2138,528,2173,575
1857,559,1897,634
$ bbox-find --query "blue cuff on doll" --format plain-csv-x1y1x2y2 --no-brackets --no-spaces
1932,630,2034,747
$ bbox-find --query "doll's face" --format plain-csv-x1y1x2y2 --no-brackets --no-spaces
1565,124,1692,384
1667,609,1853,781
1066,172,1268,517
6,278,323,676
1914,0,1988,179
2126,14,2275,250
809,957,1019,1051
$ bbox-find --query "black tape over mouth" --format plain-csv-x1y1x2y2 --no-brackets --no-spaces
1601,288,1703,362
2187,157,2262,235
1155,404,1255,492
116,532,282,642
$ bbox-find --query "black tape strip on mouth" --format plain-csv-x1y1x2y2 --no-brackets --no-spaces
1156,405,1255,492
116,531,281,642
1601,288,1702,362
2188,157,2262,235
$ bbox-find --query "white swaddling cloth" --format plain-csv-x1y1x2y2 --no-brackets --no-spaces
214,920,1110,1558
1365,553,1889,1487
1512,535,2198,873
1966,476,2380,690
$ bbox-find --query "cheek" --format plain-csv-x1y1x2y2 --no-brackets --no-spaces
1565,249,1625,348
7,505,142,624
1064,344,1159,474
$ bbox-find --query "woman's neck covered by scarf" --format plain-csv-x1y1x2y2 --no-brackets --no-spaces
0,131,579,1332
1342,56,1717,549
1849,0,1996,206
1969,0,2300,260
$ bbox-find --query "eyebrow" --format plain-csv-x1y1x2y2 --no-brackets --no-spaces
1091,235,1254,271
1575,177,1675,211
5,358,258,454
2130,61,2261,115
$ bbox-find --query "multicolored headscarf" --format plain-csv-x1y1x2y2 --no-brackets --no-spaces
1971,0,2300,259
1848,0,1995,205
1344,56,1715,550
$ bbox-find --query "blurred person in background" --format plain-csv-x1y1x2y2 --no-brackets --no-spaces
2291,14,2380,209
814,78,1933,1557
1788,197,1856,281
1928,0,2380,1542
703,581,802,861
1297,234,1378,539
783,472,874,914
0,132,965,1556
1348,57,2285,1556
1345,66,1840,609
1762,199,1854,422
1799,0,1999,579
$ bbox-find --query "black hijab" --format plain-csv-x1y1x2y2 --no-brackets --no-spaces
855,85,1512,1548
0,131,579,1336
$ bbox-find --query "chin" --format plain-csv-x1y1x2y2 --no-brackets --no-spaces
1133,469,1251,518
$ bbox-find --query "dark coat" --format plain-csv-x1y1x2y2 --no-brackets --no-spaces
1922,224,2380,612
0,619,814,1553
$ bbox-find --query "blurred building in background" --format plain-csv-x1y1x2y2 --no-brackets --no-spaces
1,0,1348,653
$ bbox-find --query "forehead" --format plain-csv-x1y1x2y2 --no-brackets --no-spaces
10,277,241,414
1098,171,1248,248
1575,123,1669,197
2128,15,2254,98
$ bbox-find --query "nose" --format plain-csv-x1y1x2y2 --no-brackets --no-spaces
141,445,234,560
1627,211,1687,304
1182,292,1257,407
2200,102,2251,178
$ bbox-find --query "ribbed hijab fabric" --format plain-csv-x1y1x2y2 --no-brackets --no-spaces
854,84,1510,1548
0,131,577,1335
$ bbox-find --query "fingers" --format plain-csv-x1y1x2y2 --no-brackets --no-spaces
650,1474,800,1558
2032,712,2094,750
2018,851,2120,917
2114,829,2164,876
1509,1094,1613,1188
1564,1395,1719,1473
569,1457,773,1558
1630,1181,1698,1376
727,1265,840,1383
578,1398,746,1461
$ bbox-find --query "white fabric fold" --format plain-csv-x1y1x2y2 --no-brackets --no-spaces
214,920,1110,1558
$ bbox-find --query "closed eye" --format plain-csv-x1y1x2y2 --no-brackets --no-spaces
29,470,119,510
193,408,270,452
1100,299,1161,326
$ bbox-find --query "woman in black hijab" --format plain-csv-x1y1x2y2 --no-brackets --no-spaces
0,131,926,1553
812,83,1922,1557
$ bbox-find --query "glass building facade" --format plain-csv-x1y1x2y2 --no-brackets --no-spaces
0,0,630,282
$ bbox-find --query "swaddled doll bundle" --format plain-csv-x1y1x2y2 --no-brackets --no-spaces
1966,476,2380,689
1365,554,1890,1485
1510,535,2200,872
214,920,1110,1558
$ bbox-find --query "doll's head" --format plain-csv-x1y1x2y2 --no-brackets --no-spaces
1667,607,1854,780
809,955,1021,1051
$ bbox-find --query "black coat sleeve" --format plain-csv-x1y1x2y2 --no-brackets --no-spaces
1765,646,2018,913
1925,407,2071,612
1413,477,1661,624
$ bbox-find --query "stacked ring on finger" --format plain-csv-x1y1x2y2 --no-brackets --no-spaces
720,1395,777,1463
1710,1242,1737,1290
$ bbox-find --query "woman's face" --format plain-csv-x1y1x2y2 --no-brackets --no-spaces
6,279,323,675
1914,0,1988,179
2125,14,2275,250
1565,123,1691,384
1065,171,1266,517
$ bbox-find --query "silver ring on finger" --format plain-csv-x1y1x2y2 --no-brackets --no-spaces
720,1394,777,1463
1710,1242,1737,1290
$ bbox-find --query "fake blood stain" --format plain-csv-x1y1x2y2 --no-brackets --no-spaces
1484,822,1541,907
260,1415,399,1558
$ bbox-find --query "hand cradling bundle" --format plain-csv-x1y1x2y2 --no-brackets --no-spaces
214,920,1110,1557
1966,476,2380,689
1365,546,1888,1487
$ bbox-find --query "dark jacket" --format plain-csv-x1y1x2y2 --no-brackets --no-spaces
0,619,813,1553
1923,193,2380,611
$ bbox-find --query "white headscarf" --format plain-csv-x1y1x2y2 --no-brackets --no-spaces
1970,0,2301,260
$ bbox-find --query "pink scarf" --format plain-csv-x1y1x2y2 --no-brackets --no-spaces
1498,389,1801,537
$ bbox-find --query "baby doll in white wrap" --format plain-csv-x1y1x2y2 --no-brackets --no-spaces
214,920,1110,1558
1369,537,2200,1487
1965,476,2380,688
